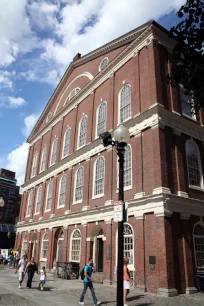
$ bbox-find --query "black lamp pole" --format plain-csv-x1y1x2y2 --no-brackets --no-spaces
116,142,126,306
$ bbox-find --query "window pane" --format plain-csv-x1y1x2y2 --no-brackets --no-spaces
36,186,42,213
59,176,66,207
94,157,105,195
75,167,84,201
40,147,47,172
187,143,201,186
97,103,107,136
124,145,132,187
51,139,58,165
63,129,70,157
120,84,131,123
46,181,53,210
100,58,109,71
78,117,87,148
71,230,81,262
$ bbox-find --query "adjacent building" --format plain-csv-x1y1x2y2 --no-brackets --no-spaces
0,169,21,249
16,20,204,296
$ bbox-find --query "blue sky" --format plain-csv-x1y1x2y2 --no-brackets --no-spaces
0,0,185,186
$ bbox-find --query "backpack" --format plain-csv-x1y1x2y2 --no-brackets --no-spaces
80,267,85,280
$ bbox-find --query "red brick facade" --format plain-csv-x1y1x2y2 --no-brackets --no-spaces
16,21,204,296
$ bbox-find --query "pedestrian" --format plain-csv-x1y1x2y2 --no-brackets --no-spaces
15,255,27,288
123,257,132,306
25,257,38,289
8,253,14,269
39,266,46,291
16,251,20,267
0,252,3,265
79,258,101,306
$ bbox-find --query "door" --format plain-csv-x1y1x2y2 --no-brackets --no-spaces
57,239,64,262
97,238,103,272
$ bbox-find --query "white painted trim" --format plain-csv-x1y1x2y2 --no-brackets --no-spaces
31,152,38,178
39,146,47,173
186,139,203,189
118,83,132,126
61,128,71,159
54,72,94,115
73,166,84,203
65,87,81,105
69,228,81,262
44,180,53,212
77,115,88,150
49,137,58,167
134,192,145,199
35,185,42,214
116,144,132,191
177,191,189,198
92,156,105,199
152,187,171,195
57,174,67,208
95,101,107,139
99,57,109,72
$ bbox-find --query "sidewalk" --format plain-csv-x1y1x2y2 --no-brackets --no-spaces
1,266,204,306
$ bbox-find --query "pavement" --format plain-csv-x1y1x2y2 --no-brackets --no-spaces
0,265,204,306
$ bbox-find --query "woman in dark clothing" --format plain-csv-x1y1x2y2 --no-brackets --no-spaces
25,257,38,288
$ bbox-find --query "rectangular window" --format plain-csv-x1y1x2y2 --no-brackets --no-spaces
42,241,49,258
180,88,196,119
71,240,80,261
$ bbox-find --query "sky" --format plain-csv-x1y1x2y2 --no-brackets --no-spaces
0,0,185,187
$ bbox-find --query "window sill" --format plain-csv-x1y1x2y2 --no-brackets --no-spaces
39,169,46,174
116,185,132,193
117,116,131,126
189,185,204,192
25,215,30,218
77,144,86,151
182,113,197,122
44,209,51,213
61,154,69,160
92,194,104,199
49,162,56,167
57,205,65,209
34,212,40,216
73,200,82,205
40,258,47,261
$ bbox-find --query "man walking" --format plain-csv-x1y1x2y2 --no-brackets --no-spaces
15,255,27,288
79,258,101,306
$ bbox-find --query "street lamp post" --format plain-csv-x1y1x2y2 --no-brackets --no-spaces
100,124,130,306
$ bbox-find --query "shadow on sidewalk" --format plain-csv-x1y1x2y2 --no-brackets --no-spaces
127,294,144,301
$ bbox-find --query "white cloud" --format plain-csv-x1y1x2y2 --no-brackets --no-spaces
0,70,15,88
8,96,26,107
5,142,29,186
22,113,40,137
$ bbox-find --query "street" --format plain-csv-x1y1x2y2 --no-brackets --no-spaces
0,266,204,306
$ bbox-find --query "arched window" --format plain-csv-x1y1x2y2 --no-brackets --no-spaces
99,57,109,71
46,112,52,123
123,224,134,264
74,167,84,202
94,157,105,196
78,116,88,148
68,87,80,101
40,147,47,172
62,128,71,158
41,233,49,259
50,138,58,166
70,229,81,262
31,153,38,177
124,145,132,187
193,223,204,268
45,181,53,211
22,236,28,255
26,190,33,217
186,141,202,187
35,185,42,214
96,102,107,137
119,84,131,123
58,175,66,207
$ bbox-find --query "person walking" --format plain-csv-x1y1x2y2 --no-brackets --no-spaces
15,255,27,288
39,266,46,291
123,257,132,306
25,257,38,289
79,258,101,306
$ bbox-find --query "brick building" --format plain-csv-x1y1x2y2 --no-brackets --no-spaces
16,20,204,296
0,169,21,249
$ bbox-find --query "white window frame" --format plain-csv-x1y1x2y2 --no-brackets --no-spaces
99,57,109,72
26,190,33,217
73,166,84,204
193,222,204,269
45,181,53,212
62,128,71,159
40,146,47,173
35,185,42,215
41,233,49,260
22,236,28,256
186,140,203,190
70,229,81,262
77,115,88,149
180,86,196,121
92,156,105,199
116,223,135,280
68,87,81,102
95,101,107,139
31,152,38,178
57,175,66,208
50,138,58,166
116,144,132,192
118,84,131,125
